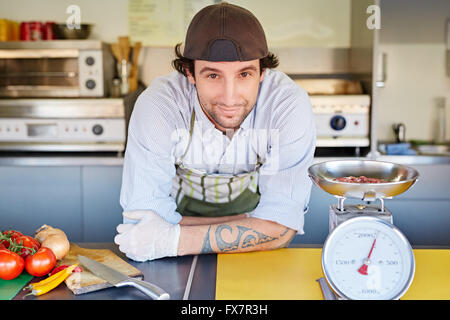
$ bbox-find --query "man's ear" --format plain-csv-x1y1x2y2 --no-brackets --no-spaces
259,68,266,83
185,67,196,85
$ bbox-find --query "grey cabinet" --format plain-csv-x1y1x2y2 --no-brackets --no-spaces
1,159,449,245
0,166,83,241
0,165,123,242
82,166,123,242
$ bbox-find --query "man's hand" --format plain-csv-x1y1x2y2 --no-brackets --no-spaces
114,210,181,261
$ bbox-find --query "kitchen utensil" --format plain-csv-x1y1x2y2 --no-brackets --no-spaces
59,243,142,295
116,36,131,95
435,97,446,144
308,160,419,202
118,36,130,62
392,123,406,143
110,43,122,62
53,23,92,39
316,277,337,300
321,216,415,300
117,60,130,95
417,144,450,156
129,41,142,92
78,255,170,300
308,160,420,300
0,272,33,300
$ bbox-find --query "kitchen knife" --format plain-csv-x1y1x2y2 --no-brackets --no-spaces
78,255,170,300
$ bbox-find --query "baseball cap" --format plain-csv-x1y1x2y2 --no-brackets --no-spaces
183,2,268,62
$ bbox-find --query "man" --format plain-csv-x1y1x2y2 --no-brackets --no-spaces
115,2,316,261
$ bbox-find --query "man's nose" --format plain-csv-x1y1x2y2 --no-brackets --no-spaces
221,78,239,106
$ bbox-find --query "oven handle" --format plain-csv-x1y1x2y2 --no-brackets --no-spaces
0,72,77,78
0,49,79,59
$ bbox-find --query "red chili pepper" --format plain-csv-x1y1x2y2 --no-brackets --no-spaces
49,264,82,277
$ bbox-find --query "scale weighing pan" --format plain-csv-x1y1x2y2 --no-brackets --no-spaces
308,160,419,200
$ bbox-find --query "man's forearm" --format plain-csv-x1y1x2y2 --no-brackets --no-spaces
177,217,296,256
179,213,247,226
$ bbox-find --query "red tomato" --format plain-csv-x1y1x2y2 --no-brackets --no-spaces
0,230,22,249
3,230,23,237
0,248,25,280
15,235,40,259
25,247,56,277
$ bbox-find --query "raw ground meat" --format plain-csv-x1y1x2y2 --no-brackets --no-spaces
333,176,387,183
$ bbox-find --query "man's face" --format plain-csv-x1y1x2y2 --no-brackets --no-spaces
186,59,265,131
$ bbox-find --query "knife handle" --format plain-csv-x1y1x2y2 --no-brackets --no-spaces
117,278,170,300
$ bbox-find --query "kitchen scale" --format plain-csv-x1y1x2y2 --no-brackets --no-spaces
308,160,420,300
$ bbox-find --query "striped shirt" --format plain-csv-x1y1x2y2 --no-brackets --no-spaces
120,68,316,233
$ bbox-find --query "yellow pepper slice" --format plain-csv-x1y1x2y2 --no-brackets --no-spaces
24,264,79,296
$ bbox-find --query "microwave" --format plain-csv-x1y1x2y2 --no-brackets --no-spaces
0,40,114,98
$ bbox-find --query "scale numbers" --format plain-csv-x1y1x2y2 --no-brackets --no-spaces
322,216,415,300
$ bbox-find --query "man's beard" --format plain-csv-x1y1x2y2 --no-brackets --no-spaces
200,100,252,130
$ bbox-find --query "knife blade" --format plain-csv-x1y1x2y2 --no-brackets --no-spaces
78,255,170,300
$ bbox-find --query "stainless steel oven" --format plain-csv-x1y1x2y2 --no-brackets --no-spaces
294,79,371,148
0,98,126,152
0,40,114,98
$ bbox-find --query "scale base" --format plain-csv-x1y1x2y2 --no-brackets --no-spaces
329,204,393,233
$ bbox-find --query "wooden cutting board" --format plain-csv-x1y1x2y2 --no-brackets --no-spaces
59,243,143,295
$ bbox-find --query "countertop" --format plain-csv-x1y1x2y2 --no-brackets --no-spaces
0,152,449,166
12,239,450,300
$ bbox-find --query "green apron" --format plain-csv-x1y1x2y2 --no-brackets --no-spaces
171,109,262,217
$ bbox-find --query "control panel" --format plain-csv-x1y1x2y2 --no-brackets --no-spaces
0,118,125,142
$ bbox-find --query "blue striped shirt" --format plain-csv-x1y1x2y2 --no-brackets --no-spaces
120,68,316,233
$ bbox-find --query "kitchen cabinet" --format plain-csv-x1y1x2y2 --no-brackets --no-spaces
82,166,123,242
0,157,449,245
0,164,123,242
0,166,83,241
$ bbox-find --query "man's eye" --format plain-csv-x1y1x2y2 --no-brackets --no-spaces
208,73,218,79
240,72,250,78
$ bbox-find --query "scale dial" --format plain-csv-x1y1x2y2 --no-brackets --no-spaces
322,216,415,300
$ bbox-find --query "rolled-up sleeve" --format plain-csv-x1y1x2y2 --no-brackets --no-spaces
251,88,316,233
119,87,182,225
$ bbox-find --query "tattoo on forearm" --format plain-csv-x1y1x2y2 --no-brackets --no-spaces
201,224,292,253
201,225,214,254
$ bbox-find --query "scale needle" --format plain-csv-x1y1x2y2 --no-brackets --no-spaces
358,234,378,276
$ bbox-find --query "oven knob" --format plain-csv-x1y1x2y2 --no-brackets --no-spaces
330,115,346,131
85,79,96,90
92,124,103,135
85,56,95,66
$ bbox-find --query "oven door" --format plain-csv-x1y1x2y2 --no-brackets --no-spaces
0,48,83,97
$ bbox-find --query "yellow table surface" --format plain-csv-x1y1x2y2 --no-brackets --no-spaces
215,248,450,300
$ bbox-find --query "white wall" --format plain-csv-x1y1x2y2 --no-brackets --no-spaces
0,0,129,42
376,0,450,142
2,0,448,143
0,0,353,97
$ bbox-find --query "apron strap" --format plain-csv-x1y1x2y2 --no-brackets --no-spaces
179,109,196,163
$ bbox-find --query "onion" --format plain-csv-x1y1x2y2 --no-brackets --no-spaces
34,225,70,260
